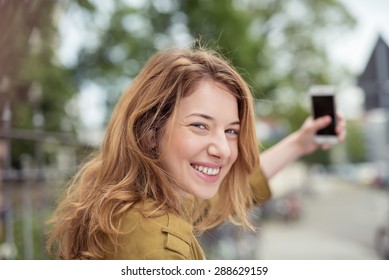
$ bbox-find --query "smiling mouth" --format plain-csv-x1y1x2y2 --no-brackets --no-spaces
191,164,221,176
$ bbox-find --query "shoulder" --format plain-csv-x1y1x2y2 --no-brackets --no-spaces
108,204,199,260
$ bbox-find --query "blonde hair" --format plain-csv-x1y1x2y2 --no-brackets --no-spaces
46,47,259,259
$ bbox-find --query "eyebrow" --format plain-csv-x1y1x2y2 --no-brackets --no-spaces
185,113,240,126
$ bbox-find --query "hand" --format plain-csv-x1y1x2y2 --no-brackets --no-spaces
259,113,347,179
294,113,347,156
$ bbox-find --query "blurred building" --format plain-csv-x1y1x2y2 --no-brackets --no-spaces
357,35,389,111
357,35,389,164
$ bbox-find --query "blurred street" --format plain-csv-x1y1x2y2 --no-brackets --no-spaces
258,173,389,260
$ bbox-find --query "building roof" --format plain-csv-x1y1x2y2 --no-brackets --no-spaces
358,36,389,83
357,35,389,110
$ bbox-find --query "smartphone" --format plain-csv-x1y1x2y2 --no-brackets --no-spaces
309,85,338,145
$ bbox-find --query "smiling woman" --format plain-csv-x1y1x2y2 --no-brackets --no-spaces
159,80,240,200
45,46,271,260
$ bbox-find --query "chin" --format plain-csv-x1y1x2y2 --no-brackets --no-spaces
194,188,219,200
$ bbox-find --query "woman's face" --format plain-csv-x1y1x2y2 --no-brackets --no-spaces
159,80,240,199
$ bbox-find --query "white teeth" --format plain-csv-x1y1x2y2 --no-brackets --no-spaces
192,164,220,176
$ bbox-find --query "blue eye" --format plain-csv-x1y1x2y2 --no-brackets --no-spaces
191,123,207,129
226,129,239,135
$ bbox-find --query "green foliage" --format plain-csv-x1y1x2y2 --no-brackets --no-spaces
1,0,357,167
0,0,81,167
303,147,332,166
64,0,356,168
71,0,355,129
12,214,49,260
344,120,366,163
0,207,50,260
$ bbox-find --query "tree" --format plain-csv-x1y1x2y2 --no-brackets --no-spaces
71,0,355,129
0,0,97,260
0,0,96,167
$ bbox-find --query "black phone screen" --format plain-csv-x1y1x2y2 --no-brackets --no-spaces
312,95,336,136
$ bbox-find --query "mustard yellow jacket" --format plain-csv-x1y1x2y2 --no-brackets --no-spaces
105,167,270,260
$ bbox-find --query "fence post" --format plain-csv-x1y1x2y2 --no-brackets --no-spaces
20,154,34,259
1,102,17,259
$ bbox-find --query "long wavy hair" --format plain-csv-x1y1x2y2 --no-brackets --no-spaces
46,47,259,259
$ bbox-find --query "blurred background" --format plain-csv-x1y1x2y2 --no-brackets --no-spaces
0,0,388,260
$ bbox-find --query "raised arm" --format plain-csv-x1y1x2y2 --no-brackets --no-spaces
260,114,347,179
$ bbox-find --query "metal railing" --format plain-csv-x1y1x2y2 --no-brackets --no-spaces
0,125,77,259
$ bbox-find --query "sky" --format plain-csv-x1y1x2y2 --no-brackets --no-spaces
326,0,389,120
58,0,389,139
329,0,389,74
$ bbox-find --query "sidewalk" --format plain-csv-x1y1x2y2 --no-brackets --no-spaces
257,174,388,259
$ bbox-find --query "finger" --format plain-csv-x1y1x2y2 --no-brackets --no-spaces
312,115,332,131
337,129,347,143
335,112,345,121
336,121,345,133
335,112,347,141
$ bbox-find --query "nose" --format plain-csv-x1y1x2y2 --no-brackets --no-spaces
207,131,231,159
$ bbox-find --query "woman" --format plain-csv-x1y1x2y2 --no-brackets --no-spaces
46,47,266,259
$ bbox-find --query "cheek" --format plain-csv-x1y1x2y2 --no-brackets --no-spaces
160,131,195,165
229,142,239,165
